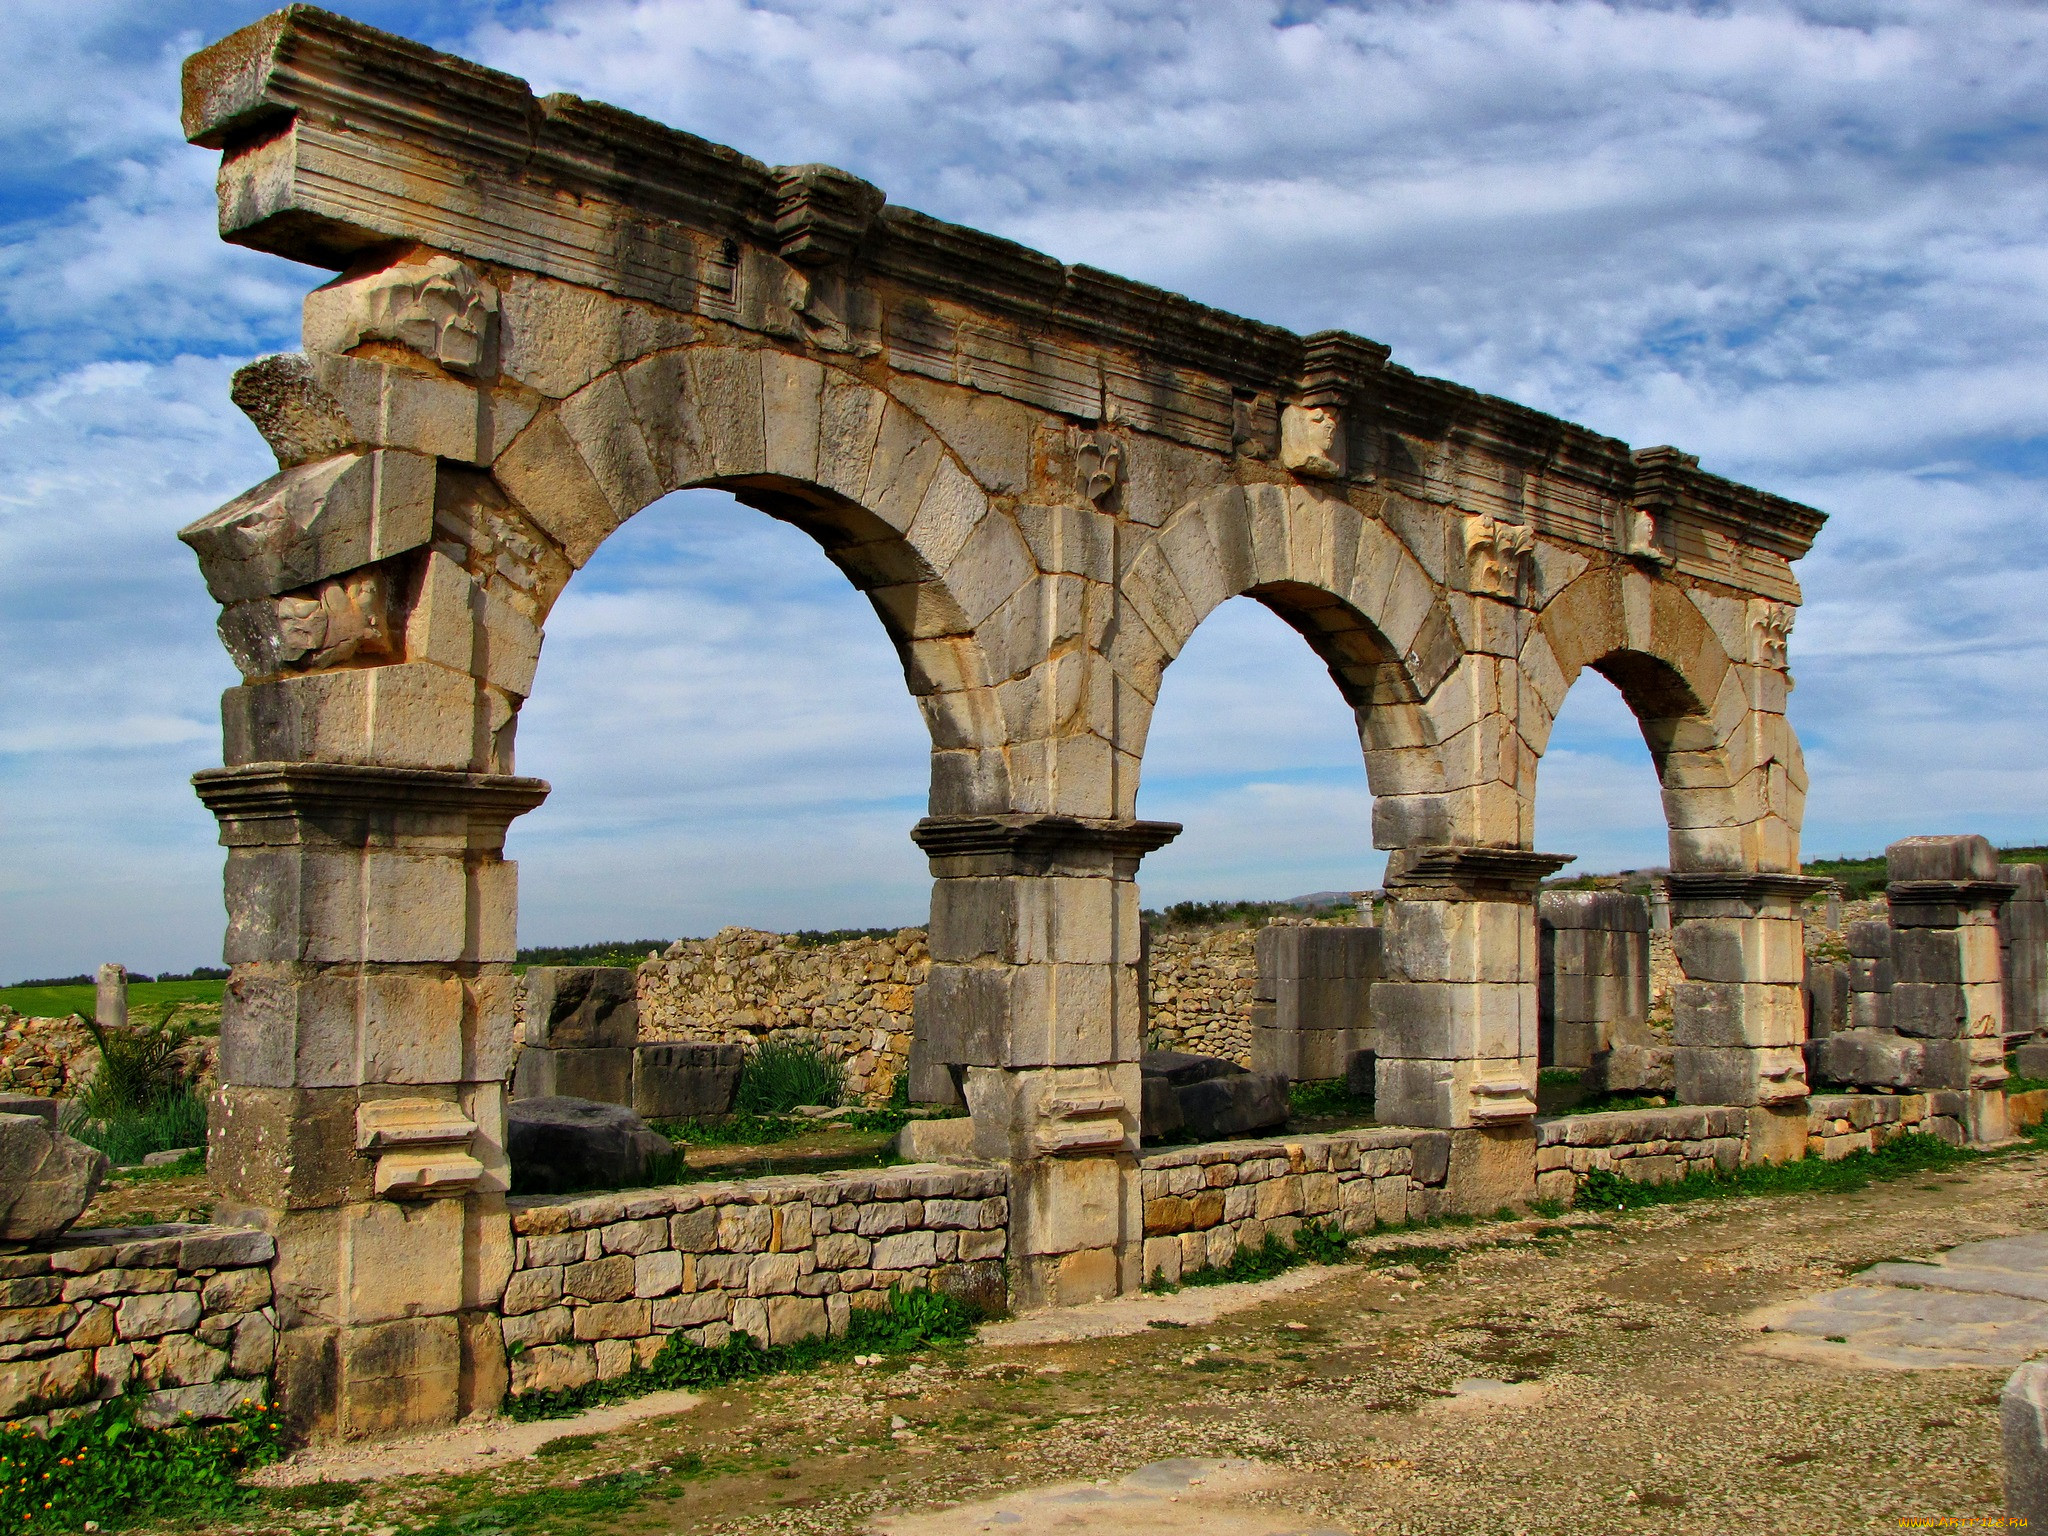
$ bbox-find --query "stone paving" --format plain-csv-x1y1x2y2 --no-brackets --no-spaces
1753,1230,2048,1368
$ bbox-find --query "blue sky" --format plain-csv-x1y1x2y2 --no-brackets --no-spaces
2,0,2044,978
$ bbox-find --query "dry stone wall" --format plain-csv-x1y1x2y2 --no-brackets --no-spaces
499,1164,1005,1396
1143,926,1259,1065
0,1224,274,1430
635,929,928,1106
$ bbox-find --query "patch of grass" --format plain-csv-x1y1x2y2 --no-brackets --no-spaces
786,927,909,948
656,1112,810,1146
261,1480,363,1511
401,1468,676,1536
1550,1092,1670,1118
108,1147,206,1182
501,1285,986,1422
1288,1079,1373,1119
0,979,226,1026
1528,1196,1567,1218
66,1090,209,1169
1576,1126,1986,1212
0,1393,283,1532
735,1036,845,1115
514,940,670,970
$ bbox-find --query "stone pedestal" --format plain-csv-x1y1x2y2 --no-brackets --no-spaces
910,814,1175,1311
1667,872,1826,1107
1887,835,2014,1094
94,963,127,1031
195,763,546,1440
1371,848,1571,1129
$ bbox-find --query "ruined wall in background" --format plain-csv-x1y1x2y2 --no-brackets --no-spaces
635,929,927,1107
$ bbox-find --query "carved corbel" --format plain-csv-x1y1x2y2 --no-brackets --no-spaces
303,253,499,376
220,565,398,678
230,354,358,468
1752,602,1795,670
1462,512,1536,602
1075,431,1123,509
1279,330,1389,480
772,165,887,354
1468,1078,1538,1125
357,1098,484,1199
1625,445,1695,566
1032,1069,1130,1156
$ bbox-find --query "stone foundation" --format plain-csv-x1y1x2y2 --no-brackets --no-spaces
0,1224,274,1430
499,1163,1006,1396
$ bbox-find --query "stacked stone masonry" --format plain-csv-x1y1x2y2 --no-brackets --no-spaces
177,9,1830,1434
1142,926,1259,1065
0,1224,275,1431
1538,891,1651,1069
635,928,927,1106
500,1163,1005,1396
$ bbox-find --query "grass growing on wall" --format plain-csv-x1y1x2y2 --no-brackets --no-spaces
0,1394,283,1531
501,1285,985,1422
1574,1125,1999,1212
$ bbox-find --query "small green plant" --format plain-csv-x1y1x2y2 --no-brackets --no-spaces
1169,1218,1355,1291
1528,1195,1567,1218
1536,1067,1583,1087
1576,1128,1983,1212
501,1284,985,1421
0,1393,284,1531
515,940,671,969
1288,1079,1373,1119
735,1036,845,1115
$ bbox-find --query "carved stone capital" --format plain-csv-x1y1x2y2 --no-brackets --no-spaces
1384,846,1575,901
1665,870,1831,919
772,163,886,267
912,814,1180,878
194,763,550,850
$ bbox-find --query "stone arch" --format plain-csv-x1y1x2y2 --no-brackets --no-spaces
1120,483,1459,835
487,345,1033,813
1525,564,1771,873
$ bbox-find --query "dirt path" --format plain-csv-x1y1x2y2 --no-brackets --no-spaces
205,1149,2048,1536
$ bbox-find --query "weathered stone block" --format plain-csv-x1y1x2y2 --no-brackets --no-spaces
632,1043,743,1120
523,968,639,1050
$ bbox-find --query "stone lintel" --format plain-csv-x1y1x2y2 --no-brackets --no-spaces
194,762,550,849
1665,871,1831,916
912,815,1180,878
1384,846,1574,901
1887,880,2018,913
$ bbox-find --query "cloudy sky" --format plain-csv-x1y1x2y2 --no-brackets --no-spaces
1,0,2042,979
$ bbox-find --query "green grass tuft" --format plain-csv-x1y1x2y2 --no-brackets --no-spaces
66,1090,209,1168
0,1394,283,1532
1287,1079,1373,1119
501,1284,984,1422
1576,1126,1986,1212
734,1036,845,1115
1154,1218,1354,1293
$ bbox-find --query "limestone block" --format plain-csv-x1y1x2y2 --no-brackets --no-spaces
1370,981,1535,1061
1818,1029,1923,1090
1672,1046,1806,1107
1009,1152,1130,1259
1891,983,1969,1040
1887,834,2000,884
1671,916,1805,986
523,968,638,1050
0,1117,107,1245
1375,1057,1535,1130
1919,1038,2009,1093
1671,981,1806,1049
222,663,483,773
1380,899,1534,985
182,450,436,604
2003,1362,2048,1524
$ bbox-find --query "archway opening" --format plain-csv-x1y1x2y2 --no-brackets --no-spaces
506,485,934,1110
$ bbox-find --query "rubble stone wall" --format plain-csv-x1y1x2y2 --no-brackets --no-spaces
0,1224,274,1431
634,929,928,1106
499,1163,1006,1398
1143,927,1259,1065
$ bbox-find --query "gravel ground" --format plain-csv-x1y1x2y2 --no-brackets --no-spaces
192,1147,2048,1536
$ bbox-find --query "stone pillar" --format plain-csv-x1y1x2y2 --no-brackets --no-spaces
1999,862,2048,1042
1373,848,1570,1131
909,814,1176,1311
1665,873,1823,1127
195,763,546,1441
1886,835,2012,1138
1537,891,1650,1069
94,963,127,1031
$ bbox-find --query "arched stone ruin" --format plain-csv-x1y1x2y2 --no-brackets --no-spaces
170,8,1865,1436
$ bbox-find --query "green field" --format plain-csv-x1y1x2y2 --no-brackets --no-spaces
0,979,224,1026
1804,844,2048,900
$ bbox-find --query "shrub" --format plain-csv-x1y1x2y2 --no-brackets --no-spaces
735,1036,844,1114
0,1393,283,1531
65,1015,208,1167
67,1091,208,1168
1289,1079,1371,1118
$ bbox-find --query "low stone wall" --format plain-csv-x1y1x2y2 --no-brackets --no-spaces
1535,1106,1748,1201
1804,1091,1968,1157
1143,926,1258,1064
635,929,927,1106
1138,1128,1450,1285
499,1163,1007,1396
0,1224,274,1430
0,1013,95,1098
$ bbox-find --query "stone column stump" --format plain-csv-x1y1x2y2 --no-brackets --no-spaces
1886,835,2013,1138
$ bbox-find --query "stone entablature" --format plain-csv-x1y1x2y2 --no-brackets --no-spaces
0,1224,274,1432
500,1163,1006,1397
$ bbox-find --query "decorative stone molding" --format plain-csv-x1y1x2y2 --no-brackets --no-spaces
305,254,498,376
193,763,550,845
1032,1069,1131,1156
355,1098,482,1198
230,354,358,468
1462,512,1536,600
1664,871,1832,912
1279,330,1387,481
1752,603,1795,669
1384,846,1576,901
1075,431,1123,507
1469,1078,1539,1125
911,814,1180,877
771,163,886,267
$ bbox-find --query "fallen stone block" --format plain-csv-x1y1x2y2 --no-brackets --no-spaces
1818,1028,1923,1089
1175,1072,1289,1143
1140,1074,1184,1141
1140,1050,1245,1087
2006,1360,2048,1524
632,1042,744,1120
2014,1040,2048,1082
506,1097,675,1196
0,1114,108,1244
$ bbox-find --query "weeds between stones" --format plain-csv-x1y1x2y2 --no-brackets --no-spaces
733,1036,845,1115
0,1393,283,1532
500,1285,985,1422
